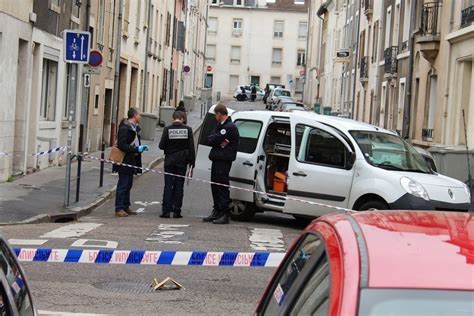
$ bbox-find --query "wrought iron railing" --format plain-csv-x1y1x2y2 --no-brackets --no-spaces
461,5,474,28
384,46,398,74
360,56,369,81
422,128,434,141
421,2,442,37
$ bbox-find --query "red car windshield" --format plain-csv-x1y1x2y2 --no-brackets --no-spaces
358,289,474,316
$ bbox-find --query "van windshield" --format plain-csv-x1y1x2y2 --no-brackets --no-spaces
275,90,290,97
350,131,432,174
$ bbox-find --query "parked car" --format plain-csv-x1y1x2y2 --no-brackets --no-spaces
275,101,305,112
266,88,292,109
233,85,264,101
263,83,286,105
269,96,294,111
256,210,474,315
0,236,37,315
194,106,471,221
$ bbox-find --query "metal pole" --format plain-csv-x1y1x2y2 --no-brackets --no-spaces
462,109,472,195
350,0,361,119
64,63,78,207
111,0,124,146
100,142,105,187
76,124,83,202
143,0,152,112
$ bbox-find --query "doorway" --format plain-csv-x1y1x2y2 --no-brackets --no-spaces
251,76,260,87
103,88,113,145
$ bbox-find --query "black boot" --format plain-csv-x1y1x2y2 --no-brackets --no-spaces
203,209,221,222
212,212,229,225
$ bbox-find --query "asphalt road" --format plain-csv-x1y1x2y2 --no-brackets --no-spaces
1,100,304,315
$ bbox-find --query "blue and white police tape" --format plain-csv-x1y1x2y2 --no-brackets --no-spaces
0,146,67,157
14,248,285,267
83,154,353,212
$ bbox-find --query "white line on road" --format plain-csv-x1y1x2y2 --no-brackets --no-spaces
249,228,285,252
145,224,189,244
8,239,48,246
41,223,102,239
38,310,109,316
136,208,146,213
70,239,118,249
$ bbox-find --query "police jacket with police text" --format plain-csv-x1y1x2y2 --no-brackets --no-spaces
208,117,239,162
159,122,195,167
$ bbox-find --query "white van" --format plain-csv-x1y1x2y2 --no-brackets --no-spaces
194,106,471,221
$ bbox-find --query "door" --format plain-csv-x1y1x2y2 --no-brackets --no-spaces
229,114,265,202
284,116,355,216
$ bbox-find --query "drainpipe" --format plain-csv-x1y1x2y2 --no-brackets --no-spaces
202,1,209,96
351,0,361,119
111,0,123,145
403,0,418,139
143,0,151,112
302,2,311,105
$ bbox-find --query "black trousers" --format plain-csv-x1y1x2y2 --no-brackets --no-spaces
115,172,134,211
211,161,232,213
162,164,187,214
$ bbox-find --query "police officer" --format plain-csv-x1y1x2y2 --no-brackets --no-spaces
203,103,240,224
158,111,195,218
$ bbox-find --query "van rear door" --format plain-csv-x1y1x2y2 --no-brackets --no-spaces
229,113,266,202
284,116,356,217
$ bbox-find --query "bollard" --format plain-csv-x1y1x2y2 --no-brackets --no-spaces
100,143,105,187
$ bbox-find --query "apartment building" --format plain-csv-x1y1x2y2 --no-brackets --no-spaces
206,0,308,99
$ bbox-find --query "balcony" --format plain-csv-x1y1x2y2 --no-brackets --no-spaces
360,56,369,83
422,128,434,142
384,46,398,79
417,2,442,64
461,5,474,28
364,0,373,19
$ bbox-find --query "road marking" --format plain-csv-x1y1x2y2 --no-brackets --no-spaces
134,201,161,207
41,223,102,239
8,239,48,246
70,239,118,249
38,310,109,316
136,208,146,213
14,248,286,267
146,224,189,244
249,228,285,252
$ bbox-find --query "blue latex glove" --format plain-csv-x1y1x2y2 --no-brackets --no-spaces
137,145,150,153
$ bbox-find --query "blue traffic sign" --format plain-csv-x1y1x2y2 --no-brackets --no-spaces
63,30,90,63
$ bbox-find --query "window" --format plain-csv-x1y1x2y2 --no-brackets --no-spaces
108,0,115,49
297,50,306,66
208,17,217,34
372,20,379,63
97,0,105,46
290,265,329,315
231,46,241,63
135,0,142,40
270,76,281,84
72,0,80,18
94,93,99,110
40,59,58,121
229,75,239,92
298,22,308,40
123,0,130,34
165,13,171,46
233,19,243,35
262,234,325,314
211,0,218,4
234,0,243,5
294,0,305,4
402,0,411,43
0,241,34,315
295,125,348,168
206,44,216,62
272,48,282,66
235,120,263,153
274,20,284,38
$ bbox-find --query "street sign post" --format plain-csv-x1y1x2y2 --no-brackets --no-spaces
63,30,91,207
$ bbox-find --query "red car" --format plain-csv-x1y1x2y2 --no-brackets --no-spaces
256,211,474,315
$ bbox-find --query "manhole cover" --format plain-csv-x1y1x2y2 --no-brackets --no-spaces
94,281,156,294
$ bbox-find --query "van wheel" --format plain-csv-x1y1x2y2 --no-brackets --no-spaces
230,200,256,221
358,200,389,211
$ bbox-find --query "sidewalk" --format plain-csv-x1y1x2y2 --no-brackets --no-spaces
0,110,204,225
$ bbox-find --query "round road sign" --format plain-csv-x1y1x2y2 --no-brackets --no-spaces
207,65,213,72
88,50,103,67
183,65,191,73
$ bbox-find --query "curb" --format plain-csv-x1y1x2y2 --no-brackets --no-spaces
5,122,203,226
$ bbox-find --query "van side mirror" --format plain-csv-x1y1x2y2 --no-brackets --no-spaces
346,152,356,170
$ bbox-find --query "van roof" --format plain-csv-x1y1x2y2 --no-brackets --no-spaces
207,105,396,135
